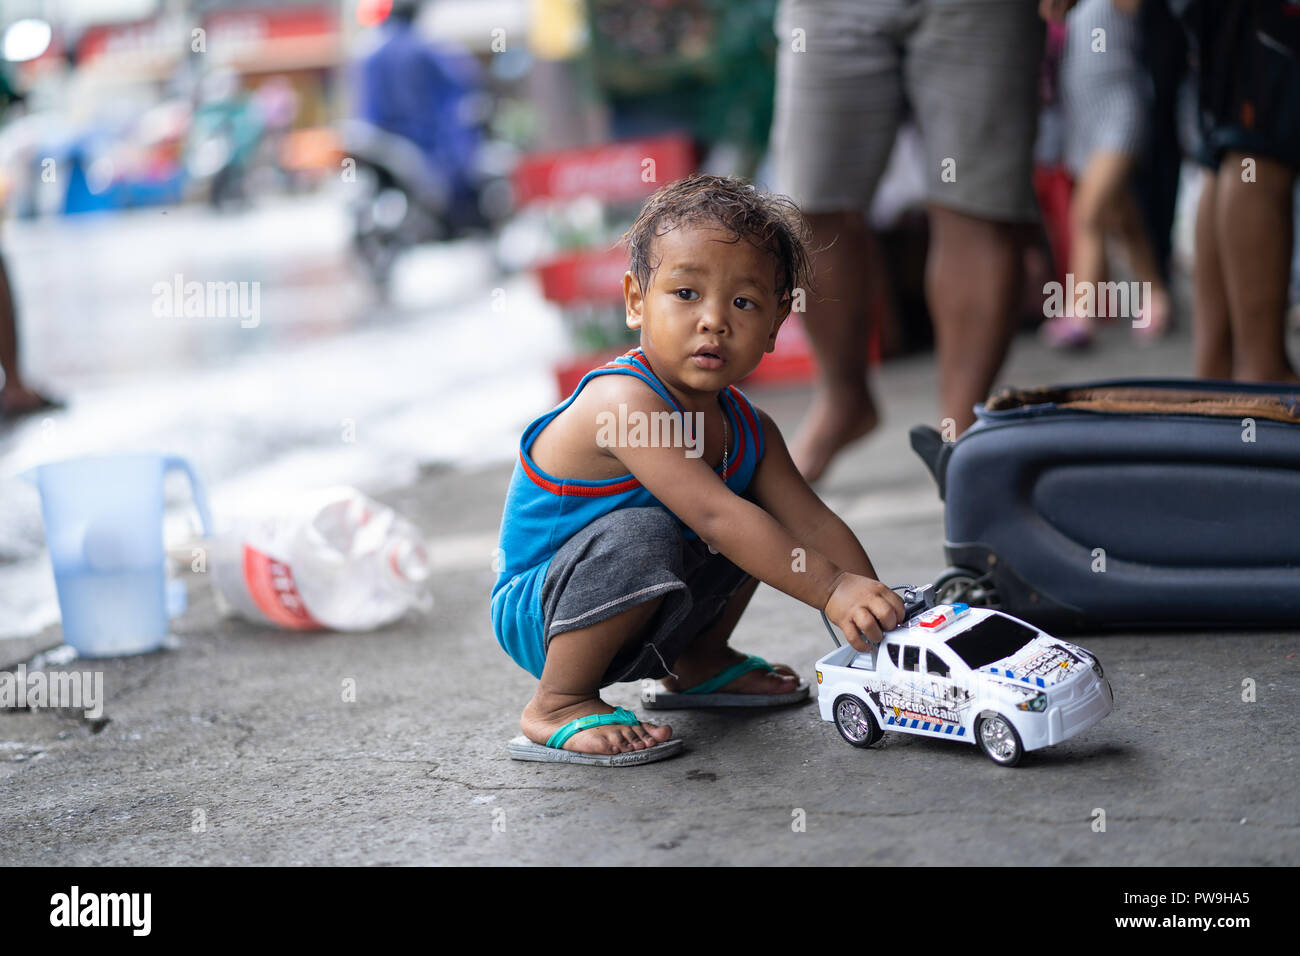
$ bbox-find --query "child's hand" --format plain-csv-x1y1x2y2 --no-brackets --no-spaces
824,574,906,651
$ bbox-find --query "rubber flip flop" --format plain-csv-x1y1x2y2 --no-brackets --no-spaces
641,654,810,710
507,706,684,766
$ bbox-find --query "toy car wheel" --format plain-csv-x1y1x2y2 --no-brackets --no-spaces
833,695,882,748
976,713,1023,767
933,566,1000,608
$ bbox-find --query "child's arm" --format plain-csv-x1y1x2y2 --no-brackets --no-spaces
745,407,906,649
600,379,903,649
747,408,882,580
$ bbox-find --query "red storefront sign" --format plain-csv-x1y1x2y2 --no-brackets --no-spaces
513,134,696,205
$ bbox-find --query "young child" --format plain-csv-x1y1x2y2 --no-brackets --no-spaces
491,175,905,766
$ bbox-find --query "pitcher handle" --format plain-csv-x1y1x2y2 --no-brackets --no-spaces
163,455,214,538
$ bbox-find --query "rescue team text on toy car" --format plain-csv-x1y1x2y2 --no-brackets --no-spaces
816,597,1114,766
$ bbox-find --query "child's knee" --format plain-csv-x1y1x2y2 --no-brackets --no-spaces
614,507,680,543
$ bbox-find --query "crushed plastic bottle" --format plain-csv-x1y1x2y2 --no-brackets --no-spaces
207,487,432,631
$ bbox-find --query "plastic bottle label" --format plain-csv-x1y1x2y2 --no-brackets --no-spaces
242,545,323,630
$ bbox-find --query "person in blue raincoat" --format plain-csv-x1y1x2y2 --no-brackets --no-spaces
356,0,484,221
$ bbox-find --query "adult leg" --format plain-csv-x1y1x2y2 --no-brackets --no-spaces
905,0,1042,431
1059,150,1165,328
1192,169,1233,378
926,206,1025,434
1053,151,1136,342
0,251,51,414
1109,189,1172,339
1215,152,1299,382
520,595,673,754
1132,0,1188,286
0,252,19,393
1089,156,1174,340
769,0,904,481
788,211,880,482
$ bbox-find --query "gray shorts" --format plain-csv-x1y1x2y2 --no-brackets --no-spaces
540,507,752,687
770,0,1045,222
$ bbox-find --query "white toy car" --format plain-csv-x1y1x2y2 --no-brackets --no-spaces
815,594,1113,766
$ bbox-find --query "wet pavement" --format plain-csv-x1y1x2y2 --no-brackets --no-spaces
0,192,564,639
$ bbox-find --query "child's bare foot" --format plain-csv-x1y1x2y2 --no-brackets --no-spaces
790,386,880,484
521,690,672,755
662,647,800,696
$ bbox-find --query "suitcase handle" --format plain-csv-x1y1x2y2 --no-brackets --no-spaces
909,425,952,500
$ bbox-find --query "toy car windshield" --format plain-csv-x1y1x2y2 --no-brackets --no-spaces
944,614,1039,669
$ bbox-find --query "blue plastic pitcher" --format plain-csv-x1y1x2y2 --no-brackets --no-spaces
22,453,213,657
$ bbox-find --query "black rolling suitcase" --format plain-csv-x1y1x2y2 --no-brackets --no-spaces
909,378,1300,631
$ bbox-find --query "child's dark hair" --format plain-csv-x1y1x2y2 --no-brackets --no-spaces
620,174,813,307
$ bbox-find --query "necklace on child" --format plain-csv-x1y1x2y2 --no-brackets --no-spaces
721,409,728,476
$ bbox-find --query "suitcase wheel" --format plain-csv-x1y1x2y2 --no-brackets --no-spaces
932,566,1000,608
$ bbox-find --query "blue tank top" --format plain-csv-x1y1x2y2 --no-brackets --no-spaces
489,347,766,677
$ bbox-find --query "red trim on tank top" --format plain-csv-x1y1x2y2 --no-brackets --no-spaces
520,349,754,495
519,450,644,497
730,385,762,461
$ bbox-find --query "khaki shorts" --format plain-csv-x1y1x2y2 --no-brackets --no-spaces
770,0,1045,222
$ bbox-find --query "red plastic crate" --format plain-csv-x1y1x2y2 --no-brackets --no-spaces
536,247,628,305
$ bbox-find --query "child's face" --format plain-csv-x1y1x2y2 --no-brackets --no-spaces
624,221,790,398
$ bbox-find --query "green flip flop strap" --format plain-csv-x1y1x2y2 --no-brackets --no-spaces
683,654,774,696
545,706,642,750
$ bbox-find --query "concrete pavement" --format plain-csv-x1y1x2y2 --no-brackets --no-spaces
2,320,1297,865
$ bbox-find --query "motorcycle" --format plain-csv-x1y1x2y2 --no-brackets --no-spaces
341,110,515,293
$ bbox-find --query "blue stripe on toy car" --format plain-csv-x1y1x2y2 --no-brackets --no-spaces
986,666,1047,688
884,715,967,736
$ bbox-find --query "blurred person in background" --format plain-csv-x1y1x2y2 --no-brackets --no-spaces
1130,0,1188,297
1041,0,1171,349
0,65,61,424
355,0,484,223
187,69,265,209
769,0,1047,481
1183,0,1300,384
252,75,300,190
